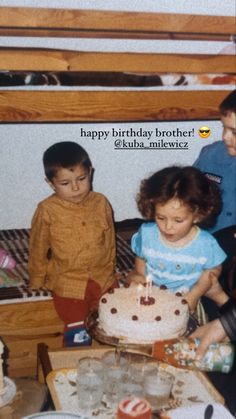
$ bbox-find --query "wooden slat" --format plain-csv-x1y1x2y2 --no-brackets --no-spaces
0,28,231,41
0,90,230,122
0,7,234,40
0,49,235,73
0,300,63,334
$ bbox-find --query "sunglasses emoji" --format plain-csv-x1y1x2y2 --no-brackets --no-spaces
198,126,211,138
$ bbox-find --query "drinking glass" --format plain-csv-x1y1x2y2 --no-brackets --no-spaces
101,349,130,372
104,364,126,408
77,369,103,413
121,381,144,400
144,369,174,410
130,359,158,385
77,356,103,378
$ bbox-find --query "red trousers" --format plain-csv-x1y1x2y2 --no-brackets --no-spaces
53,279,102,327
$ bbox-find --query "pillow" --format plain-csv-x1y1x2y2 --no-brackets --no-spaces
0,248,16,270
0,268,23,288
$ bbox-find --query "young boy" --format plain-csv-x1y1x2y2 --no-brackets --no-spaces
28,141,116,344
193,89,236,233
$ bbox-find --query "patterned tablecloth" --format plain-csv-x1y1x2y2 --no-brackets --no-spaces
46,363,224,419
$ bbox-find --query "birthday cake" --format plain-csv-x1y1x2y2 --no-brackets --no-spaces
98,285,189,344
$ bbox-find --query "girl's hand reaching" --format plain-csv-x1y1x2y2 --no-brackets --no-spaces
126,270,146,286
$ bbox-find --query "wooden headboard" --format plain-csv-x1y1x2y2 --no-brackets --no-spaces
0,7,235,123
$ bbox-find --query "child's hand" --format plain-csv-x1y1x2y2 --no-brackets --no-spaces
184,292,199,314
127,270,146,286
204,271,229,306
190,319,228,359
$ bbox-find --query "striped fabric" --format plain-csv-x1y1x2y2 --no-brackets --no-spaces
0,229,135,304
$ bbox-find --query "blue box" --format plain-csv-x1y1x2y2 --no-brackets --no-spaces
64,321,92,347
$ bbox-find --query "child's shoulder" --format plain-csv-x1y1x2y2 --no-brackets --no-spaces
198,141,226,159
137,221,156,234
90,191,107,200
198,228,218,244
89,191,110,205
36,193,58,208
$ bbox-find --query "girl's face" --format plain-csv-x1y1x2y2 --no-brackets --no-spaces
155,198,199,244
47,164,91,204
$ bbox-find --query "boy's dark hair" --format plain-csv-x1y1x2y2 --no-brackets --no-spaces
137,166,222,228
43,141,92,181
219,89,236,116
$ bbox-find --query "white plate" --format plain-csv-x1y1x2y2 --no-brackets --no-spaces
22,412,90,419
168,403,234,418
0,376,16,408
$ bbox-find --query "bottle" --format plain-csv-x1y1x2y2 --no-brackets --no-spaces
116,397,152,419
153,338,235,373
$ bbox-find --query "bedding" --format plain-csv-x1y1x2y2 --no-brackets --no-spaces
1,71,236,87
0,268,23,288
0,227,135,304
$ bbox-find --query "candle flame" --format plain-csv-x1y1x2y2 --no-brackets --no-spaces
146,274,152,283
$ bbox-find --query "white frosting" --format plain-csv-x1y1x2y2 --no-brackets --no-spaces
98,286,189,344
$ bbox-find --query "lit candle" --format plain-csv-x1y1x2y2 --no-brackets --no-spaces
146,274,152,298
145,278,149,301
136,284,143,306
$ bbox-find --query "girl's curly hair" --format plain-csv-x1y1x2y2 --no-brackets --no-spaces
137,166,222,229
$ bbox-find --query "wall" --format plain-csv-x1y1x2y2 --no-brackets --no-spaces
0,121,222,228
0,0,234,228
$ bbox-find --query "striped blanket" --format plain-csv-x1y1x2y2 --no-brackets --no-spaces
0,229,135,304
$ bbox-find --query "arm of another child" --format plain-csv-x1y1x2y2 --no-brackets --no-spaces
185,265,224,313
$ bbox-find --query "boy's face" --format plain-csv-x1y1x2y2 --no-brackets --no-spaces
221,111,236,157
47,164,91,203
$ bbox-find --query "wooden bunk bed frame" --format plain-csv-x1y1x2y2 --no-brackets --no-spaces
0,6,235,378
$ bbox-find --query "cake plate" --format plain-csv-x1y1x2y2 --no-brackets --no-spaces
86,310,199,357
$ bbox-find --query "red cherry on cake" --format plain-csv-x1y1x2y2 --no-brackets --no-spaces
181,299,188,304
160,284,167,290
174,309,180,315
132,315,138,321
101,298,107,303
111,308,117,314
175,292,182,297
108,288,114,294
155,316,162,321
140,296,155,305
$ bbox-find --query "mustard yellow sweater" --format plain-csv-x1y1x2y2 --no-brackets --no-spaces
28,192,116,299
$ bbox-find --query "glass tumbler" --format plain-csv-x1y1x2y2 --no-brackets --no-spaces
103,364,127,409
102,349,130,373
77,369,103,413
77,356,103,378
144,369,174,410
130,358,158,386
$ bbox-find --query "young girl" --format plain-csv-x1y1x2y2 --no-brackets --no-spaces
130,166,227,313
